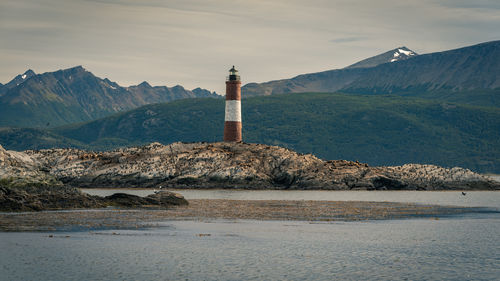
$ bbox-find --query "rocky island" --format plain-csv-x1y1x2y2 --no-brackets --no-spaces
1,142,498,192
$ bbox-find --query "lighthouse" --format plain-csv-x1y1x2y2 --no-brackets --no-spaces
224,66,242,142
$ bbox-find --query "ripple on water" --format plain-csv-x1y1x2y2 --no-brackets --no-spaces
81,189,500,208
1,218,499,280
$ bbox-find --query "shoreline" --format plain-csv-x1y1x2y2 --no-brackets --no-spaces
0,199,493,232
77,174,500,191
80,188,500,208
80,187,500,191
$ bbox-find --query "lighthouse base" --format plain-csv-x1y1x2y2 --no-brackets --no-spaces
224,121,242,142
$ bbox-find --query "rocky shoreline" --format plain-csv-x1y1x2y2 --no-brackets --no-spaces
0,184,187,212
1,142,499,191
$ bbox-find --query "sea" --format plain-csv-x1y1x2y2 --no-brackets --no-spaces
1,190,499,281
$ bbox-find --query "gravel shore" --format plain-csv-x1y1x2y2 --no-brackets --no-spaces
0,199,481,232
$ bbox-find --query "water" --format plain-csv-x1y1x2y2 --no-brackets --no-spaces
1,217,499,280
82,189,500,208
2,190,499,280
488,174,500,182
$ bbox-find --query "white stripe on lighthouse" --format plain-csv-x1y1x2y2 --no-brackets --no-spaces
225,100,241,122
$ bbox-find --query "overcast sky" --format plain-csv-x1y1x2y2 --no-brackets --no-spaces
1,0,499,94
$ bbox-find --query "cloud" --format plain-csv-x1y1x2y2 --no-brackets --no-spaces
330,37,368,44
1,0,499,94
433,0,500,10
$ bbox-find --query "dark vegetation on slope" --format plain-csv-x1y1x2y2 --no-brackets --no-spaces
1,93,498,173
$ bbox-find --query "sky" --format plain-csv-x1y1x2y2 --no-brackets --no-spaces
1,0,499,94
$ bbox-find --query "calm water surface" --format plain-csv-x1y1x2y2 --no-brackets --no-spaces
2,189,499,280
82,189,500,208
1,217,499,280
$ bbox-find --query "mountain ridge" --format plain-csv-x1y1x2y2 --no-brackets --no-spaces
342,40,500,94
0,66,218,128
242,40,500,105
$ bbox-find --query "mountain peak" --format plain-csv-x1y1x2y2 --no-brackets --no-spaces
65,65,86,73
23,69,36,77
2,68,37,89
345,46,418,69
138,81,152,88
388,47,417,63
192,87,219,97
48,66,91,82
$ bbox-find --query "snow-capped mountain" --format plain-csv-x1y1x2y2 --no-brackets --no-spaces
389,48,417,62
346,46,417,69
0,69,36,96
242,40,500,101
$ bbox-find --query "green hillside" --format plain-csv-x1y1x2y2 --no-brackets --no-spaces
0,127,83,151
1,92,495,173
244,93,499,173
55,97,225,147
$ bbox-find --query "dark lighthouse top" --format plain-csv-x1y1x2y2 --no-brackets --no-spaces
227,66,240,81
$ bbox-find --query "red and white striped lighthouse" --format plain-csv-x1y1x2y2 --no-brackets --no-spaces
224,66,242,142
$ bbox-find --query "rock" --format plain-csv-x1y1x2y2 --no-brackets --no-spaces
103,191,187,207
0,185,105,212
104,193,148,207
0,142,498,191
370,176,409,190
146,191,188,206
0,186,189,212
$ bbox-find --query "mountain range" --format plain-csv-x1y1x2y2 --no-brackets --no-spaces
0,66,217,128
242,41,500,106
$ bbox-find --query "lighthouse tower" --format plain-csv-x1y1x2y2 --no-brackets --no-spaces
224,66,242,142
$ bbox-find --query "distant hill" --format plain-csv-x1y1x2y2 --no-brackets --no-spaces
242,41,500,106
1,93,498,173
0,127,83,150
0,66,218,128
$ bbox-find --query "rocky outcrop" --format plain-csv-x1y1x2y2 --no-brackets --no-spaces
0,185,104,212
1,142,498,190
0,144,61,187
384,164,494,190
104,191,188,207
1,143,189,211
0,184,187,212
16,142,499,190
